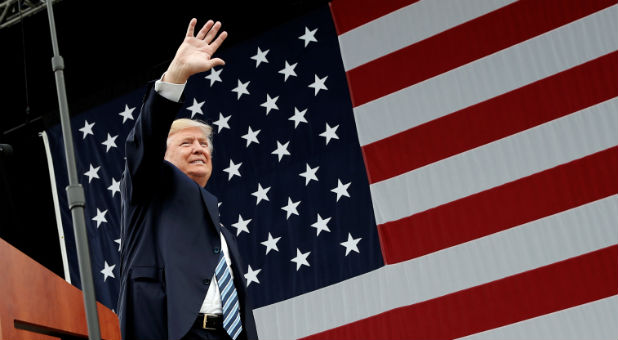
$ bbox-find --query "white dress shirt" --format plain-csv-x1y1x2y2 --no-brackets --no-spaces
155,77,234,314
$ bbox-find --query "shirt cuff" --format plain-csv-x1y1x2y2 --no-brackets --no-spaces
154,75,186,103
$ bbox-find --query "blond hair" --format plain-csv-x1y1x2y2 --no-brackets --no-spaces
167,118,214,154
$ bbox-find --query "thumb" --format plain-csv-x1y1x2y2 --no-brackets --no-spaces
210,58,225,68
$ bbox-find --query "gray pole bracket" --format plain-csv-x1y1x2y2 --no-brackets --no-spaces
66,184,86,210
51,55,64,72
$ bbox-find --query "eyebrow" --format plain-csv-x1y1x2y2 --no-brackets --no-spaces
180,136,208,143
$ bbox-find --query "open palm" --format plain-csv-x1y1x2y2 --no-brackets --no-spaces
165,19,228,84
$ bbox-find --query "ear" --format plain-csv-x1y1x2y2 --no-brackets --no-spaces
163,140,172,161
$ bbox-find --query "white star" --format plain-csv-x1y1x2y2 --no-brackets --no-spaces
118,105,135,124
205,67,223,86
244,265,262,287
186,98,205,119
222,159,242,180
290,248,311,271
78,120,95,139
100,261,116,282
107,177,121,198
92,208,108,228
308,74,328,96
212,112,231,133
251,183,270,205
340,233,362,256
299,26,318,47
261,232,281,255
311,214,331,236
101,133,118,152
250,47,270,67
299,163,319,186
331,179,351,202
232,79,250,99
278,60,298,81
289,107,308,128
231,214,252,236
271,140,290,162
319,123,340,145
241,126,261,147
83,164,101,183
260,94,279,115
281,197,300,219
114,238,121,252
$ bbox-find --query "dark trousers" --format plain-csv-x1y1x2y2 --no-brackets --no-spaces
181,326,233,340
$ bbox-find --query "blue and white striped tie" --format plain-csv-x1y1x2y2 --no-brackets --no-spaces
215,251,243,339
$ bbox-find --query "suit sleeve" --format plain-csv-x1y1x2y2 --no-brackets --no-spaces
122,82,184,204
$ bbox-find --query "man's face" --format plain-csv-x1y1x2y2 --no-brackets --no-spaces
164,126,212,187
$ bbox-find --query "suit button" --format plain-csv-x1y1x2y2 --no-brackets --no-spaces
203,279,211,285
213,247,220,254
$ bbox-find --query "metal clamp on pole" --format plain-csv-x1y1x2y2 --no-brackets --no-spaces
51,55,64,72
66,184,85,210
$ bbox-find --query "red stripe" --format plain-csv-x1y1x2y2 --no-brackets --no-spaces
329,0,418,35
378,147,618,265
302,246,618,340
346,0,616,107
363,52,618,184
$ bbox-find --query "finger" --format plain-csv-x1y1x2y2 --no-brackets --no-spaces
210,58,226,68
185,18,197,37
204,21,222,44
195,20,214,40
209,30,228,52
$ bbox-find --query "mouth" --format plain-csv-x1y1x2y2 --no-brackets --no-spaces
190,160,206,165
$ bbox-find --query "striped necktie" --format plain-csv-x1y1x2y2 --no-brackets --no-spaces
215,251,243,339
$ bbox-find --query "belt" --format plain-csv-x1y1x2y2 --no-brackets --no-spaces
194,313,223,330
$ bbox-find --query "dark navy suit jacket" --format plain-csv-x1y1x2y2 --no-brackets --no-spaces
117,84,258,340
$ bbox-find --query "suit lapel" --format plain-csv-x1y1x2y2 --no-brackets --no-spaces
199,186,221,232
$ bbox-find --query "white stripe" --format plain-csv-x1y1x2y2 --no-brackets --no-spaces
458,295,618,340
228,314,242,336
220,284,232,301
232,323,243,340
254,195,618,339
40,131,71,283
353,5,618,146
223,291,237,314
338,0,515,70
370,97,617,225
218,267,231,286
224,301,240,328
221,280,233,301
216,255,226,272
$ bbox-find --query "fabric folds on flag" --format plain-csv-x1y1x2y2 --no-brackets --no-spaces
44,1,617,338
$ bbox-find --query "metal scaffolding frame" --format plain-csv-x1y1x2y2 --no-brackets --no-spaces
0,0,61,29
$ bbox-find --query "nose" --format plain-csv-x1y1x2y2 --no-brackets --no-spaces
191,140,207,154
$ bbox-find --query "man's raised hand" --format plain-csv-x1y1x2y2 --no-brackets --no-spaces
163,19,228,84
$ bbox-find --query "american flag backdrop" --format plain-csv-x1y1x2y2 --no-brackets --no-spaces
42,1,618,339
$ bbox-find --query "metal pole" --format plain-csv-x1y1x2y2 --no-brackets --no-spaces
44,1,101,339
